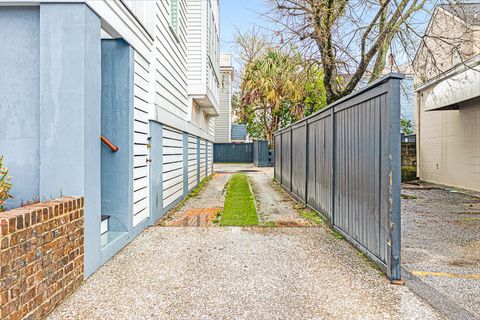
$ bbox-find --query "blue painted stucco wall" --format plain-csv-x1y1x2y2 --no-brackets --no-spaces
101,39,134,233
1,4,102,278
38,3,102,278
149,121,164,223
0,7,40,208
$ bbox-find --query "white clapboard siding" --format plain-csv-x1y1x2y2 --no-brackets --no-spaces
133,166,148,180
187,0,202,83
163,161,182,173
199,138,206,179
134,176,148,192
188,135,198,190
133,187,148,204
122,1,155,36
134,120,148,135
163,167,183,181
163,126,184,207
134,143,148,156
153,0,189,117
134,131,148,145
133,51,150,227
164,154,183,163
134,155,148,167
163,146,183,155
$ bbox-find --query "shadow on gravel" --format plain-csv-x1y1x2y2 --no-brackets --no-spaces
402,182,480,319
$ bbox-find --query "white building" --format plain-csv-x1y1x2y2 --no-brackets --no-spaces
0,0,220,277
215,54,235,143
413,3,480,192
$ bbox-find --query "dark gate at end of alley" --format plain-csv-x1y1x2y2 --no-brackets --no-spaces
213,140,273,167
274,74,403,281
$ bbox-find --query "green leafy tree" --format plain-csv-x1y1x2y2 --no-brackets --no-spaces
400,118,413,134
239,49,304,142
236,46,327,143
303,65,327,117
0,156,13,212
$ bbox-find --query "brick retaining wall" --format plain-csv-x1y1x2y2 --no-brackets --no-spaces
401,141,416,167
0,197,84,320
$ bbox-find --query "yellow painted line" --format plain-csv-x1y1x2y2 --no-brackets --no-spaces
411,270,480,280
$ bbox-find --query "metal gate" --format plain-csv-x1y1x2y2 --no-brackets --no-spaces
213,143,253,163
253,140,273,167
274,74,403,280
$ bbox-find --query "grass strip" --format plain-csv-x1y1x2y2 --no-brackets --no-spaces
220,173,259,226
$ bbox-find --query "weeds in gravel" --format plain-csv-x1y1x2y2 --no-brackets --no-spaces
173,175,213,212
220,174,259,226
262,221,276,227
357,251,382,274
300,210,325,225
212,212,221,224
401,194,417,200
331,229,344,240
461,217,480,223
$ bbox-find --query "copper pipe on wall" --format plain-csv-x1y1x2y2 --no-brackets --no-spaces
101,136,119,152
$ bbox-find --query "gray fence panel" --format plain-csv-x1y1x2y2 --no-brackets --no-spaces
213,143,253,163
291,124,307,201
253,140,271,167
307,114,333,220
274,74,403,280
274,135,281,181
281,129,292,190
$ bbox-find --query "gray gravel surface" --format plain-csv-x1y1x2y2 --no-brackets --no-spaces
402,186,480,318
48,227,440,320
158,172,231,226
249,169,309,226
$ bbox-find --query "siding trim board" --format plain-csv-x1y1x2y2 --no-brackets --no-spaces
274,74,403,281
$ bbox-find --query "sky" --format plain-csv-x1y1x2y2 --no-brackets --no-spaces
218,0,432,68
218,1,472,71
220,0,271,54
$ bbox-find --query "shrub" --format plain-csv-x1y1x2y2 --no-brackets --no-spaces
0,156,13,212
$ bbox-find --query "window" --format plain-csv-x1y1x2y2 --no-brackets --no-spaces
170,0,179,34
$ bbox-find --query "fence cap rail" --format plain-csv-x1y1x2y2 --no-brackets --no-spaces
274,73,405,136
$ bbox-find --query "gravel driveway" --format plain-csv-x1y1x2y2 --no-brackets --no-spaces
48,227,439,320
46,165,443,319
402,184,480,319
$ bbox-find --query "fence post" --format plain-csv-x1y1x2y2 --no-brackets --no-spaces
273,136,276,179
290,128,293,191
304,123,308,203
280,133,283,184
183,133,188,196
205,141,208,176
196,137,200,185
331,108,336,226
388,77,402,281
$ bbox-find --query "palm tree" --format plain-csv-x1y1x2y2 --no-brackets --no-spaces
240,49,305,142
